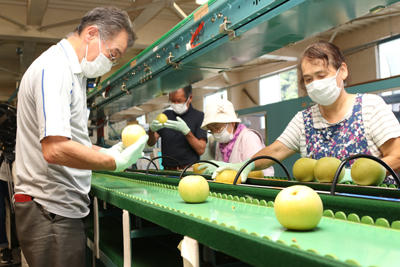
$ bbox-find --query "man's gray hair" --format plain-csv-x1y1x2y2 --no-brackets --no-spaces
75,7,136,48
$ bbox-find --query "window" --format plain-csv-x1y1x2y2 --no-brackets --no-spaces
239,112,267,143
378,37,400,117
378,37,400,79
259,68,298,105
203,90,227,110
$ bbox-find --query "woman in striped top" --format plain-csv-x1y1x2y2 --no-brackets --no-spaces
213,41,400,183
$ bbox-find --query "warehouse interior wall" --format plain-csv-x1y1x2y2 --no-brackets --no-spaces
221,15,400,112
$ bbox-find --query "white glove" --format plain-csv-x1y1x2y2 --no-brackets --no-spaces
100,135,149,172
212,161,255,183
340,168,352,183
150,120,164,132
197,160,227,175
164,117,190,135
99,142,124,154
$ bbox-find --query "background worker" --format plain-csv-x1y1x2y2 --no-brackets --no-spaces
213,41,400,183
15,7,148,267
147,85,207,169
199,99,274,176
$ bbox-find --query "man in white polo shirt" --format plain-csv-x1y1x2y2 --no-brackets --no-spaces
14,7,148,267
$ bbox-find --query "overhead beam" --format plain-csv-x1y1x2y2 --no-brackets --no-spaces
51,0,135,6
0,28,60,43
0,0,169,12
0,66,19,77
27,0,48,26
43,0,165,12
132,1,166,31
39,17,81,31
0,0,25,6
0,26,152,48
0,13,27,30
125,0,169,12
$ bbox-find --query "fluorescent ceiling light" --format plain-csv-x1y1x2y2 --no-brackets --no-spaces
202,86,221,90
133,106,144,111
259,54,298,62
196,0,208,5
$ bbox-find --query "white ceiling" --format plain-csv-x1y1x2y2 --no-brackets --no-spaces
0,0,200,102
2,0,400,118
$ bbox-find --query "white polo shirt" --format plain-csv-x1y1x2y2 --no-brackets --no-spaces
15,39,92,218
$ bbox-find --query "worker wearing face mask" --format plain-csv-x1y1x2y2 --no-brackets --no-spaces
212,41,400,183
15,7,149,267
198,99,274,176
147,85,207,169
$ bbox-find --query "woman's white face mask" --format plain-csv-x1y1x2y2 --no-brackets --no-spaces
213,124,234,143
81,37,113,78
305,69,342,106
171,98,189,115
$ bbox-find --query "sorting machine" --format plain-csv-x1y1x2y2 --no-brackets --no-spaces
89,164,400,267
86,0,400,266
87,0,400,120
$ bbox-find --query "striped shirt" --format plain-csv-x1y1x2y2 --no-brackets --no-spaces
277,94,400,158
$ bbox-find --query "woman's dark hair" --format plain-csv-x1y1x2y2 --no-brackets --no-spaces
297,41,346,96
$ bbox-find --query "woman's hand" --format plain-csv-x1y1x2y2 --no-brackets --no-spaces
212,161,255,183
197,160,227,175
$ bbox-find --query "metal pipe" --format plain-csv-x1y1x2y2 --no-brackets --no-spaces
172,2,187,19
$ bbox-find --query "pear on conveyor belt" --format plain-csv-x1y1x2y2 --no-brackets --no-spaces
292,158,317,182
314,157,344,183
351,158,386,186
215,169,241,184
192,163,205,174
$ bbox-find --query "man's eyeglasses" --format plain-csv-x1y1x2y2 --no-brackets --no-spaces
104,42,120,65
207,124,227,134
98,29,120,65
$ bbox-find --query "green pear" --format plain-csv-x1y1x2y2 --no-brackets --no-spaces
314,157,345,183
292,158,317,182
351,158,386,186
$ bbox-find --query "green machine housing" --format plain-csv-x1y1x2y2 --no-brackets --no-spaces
86,1,400,266
90,170,400,267
87,0,400,120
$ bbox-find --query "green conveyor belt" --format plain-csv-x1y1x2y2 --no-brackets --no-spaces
91,172,400,267
129,169,400,200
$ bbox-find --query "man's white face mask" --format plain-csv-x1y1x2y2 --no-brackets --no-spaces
306,69,342,106
213,124,234,143
171,98,189,115
81,36,113,78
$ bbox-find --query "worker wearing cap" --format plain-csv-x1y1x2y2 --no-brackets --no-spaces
199,99,274,176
